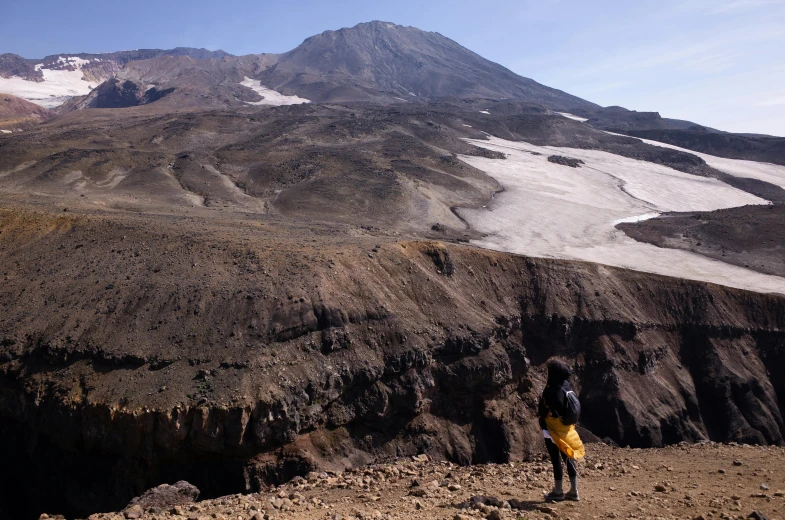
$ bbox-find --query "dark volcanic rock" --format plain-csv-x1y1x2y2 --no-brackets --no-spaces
623,128,785,167
0,214,784,518
547,155,584,167
618,204,785,278
60,78,175,110
127,481,200,509
255,21,597,108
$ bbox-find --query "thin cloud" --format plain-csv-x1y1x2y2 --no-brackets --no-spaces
712,0,785,13
757,96,785,106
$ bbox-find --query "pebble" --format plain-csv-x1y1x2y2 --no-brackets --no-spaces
78,443,785,520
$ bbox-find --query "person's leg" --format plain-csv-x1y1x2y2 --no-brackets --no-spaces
544,439,565,500
561,451,579,501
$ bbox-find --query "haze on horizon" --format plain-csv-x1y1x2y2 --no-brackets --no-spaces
2,0,784,136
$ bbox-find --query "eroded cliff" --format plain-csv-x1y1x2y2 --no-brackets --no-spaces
0,207,783,519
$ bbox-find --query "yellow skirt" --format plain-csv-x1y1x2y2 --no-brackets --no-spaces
545,416,586,459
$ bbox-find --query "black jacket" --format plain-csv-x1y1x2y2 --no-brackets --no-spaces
537,380,573,429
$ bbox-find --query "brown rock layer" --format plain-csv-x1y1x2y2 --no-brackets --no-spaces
0,207,783,518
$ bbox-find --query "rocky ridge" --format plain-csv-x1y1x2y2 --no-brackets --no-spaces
1,204,785,519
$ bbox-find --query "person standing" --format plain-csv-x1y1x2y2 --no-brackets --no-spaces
537,358,585,501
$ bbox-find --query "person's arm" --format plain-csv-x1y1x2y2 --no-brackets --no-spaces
537,392,548,418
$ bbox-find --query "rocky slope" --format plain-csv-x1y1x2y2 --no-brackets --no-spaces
62,443,785,520
255,21,596,107
3,22,600,111
0,37,784,520
1,202,784,519
0,93,54,130
618,204,785,278
621,128,785,166
0,48,231,83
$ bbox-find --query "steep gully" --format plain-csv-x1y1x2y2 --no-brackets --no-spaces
0,212,783,519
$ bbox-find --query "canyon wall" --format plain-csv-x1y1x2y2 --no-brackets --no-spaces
0,209,783,518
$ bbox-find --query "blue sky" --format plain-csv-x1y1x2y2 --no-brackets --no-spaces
2,0,784,135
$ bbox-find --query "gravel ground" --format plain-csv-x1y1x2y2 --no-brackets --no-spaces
67,443,785,520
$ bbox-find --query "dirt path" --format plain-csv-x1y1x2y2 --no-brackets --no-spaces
74,443,784,520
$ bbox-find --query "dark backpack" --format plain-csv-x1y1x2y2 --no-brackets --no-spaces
561,389,581,425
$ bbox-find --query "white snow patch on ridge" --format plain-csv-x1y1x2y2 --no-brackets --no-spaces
240,77,310,106
612,132,785,191
557,112,589,122
457,136,785,295
0,67,96,108
55,56,98,68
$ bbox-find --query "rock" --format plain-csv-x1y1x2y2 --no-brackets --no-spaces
733,460,743,466
748,512,770,520
448,483,462,491
251,514,264,520
454,515,472,520
547,155,585,168
760,483,770,490
414,499,424,510
486,511,504,520
718,469,727,474
123,505,143,519
127,480,200,509
654,484,667,492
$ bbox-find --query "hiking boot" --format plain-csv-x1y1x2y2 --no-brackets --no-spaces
565,488,580,501
545,489,565,502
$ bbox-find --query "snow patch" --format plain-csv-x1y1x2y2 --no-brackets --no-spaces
0,130,11,134
557,112,589,122
612,132,785,191
239,77,310,106
55,56,96,68
457,136,785,295
613,212,660,225
462,124,473,128
479,110,491,115
0,67,96,108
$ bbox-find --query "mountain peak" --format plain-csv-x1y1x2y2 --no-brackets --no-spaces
261,21,595,108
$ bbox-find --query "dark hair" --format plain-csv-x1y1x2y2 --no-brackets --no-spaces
546,358,572,385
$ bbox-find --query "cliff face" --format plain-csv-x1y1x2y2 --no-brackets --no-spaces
0,208,783,518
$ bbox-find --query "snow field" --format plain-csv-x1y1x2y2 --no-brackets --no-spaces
557,112,589,122
0,57,103,108
0,68,95,108
239,77,310,106
458,136,785,295
613,132,785,191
